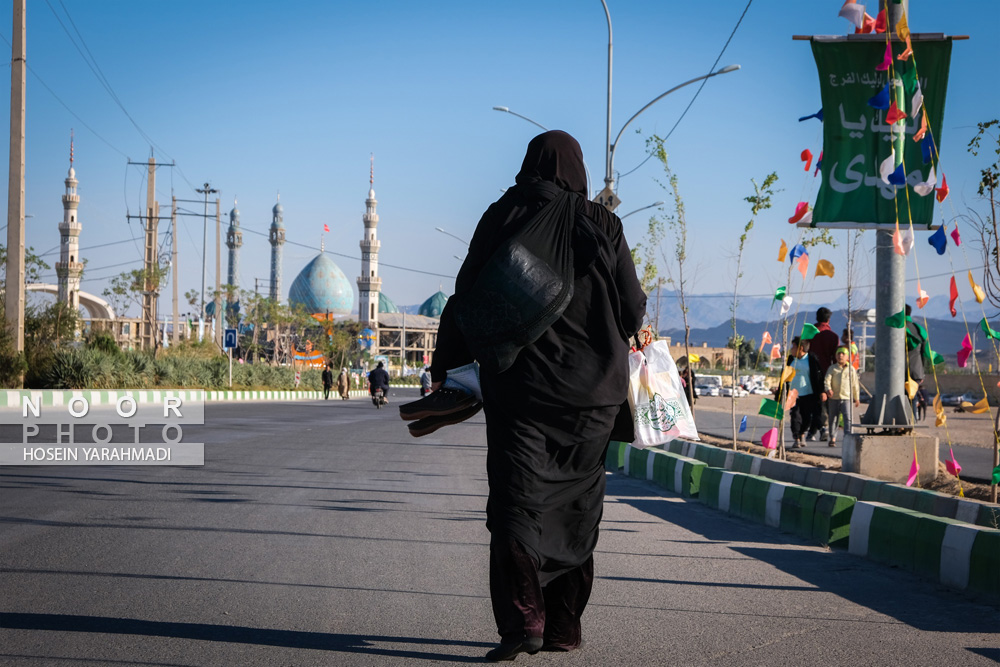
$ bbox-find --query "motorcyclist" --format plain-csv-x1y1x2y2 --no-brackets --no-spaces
368,361,390,405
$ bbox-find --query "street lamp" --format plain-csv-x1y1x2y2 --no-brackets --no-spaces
435,227,469,247
620,201,665,219
491,106,594,198
195,182,218,318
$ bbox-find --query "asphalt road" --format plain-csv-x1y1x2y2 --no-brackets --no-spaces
690,396,999,483
1,391,997,666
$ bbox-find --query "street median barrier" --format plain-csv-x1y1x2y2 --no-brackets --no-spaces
605,441,627,471
850,501,1000,598
621,445,706,498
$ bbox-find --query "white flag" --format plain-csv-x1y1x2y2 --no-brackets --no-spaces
914,166,937,196
838,2,866,29
879,150,896,185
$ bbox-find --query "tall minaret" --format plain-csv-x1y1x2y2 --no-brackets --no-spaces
357,155,382,326
268,194,285,302
55,131,82,312
226,197,242,291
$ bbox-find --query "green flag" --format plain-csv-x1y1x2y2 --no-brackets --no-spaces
801,323,819,341
774,286,787,301
758,397,784,421
980,318,1000,341
885,310,906,329
929,350,944,366
810,39,952,226
993,465,1000,486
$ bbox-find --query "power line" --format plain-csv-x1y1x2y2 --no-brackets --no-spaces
618,0,754,182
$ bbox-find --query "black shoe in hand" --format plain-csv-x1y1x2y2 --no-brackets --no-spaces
398,387,477,421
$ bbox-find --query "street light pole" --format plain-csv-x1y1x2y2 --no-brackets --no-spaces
620,201,665,219
601,0,613,193
195,182,217,319
492,107,548,132
435,227,469,247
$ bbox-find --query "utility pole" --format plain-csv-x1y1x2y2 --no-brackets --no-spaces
171,195,179,346
214,197,222,348
5,0,26,359
195,182,218,320
142,157,159,350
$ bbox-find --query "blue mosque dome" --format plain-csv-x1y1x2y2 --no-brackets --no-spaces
288,253,354,315
418,290,449,318
378,292,399,314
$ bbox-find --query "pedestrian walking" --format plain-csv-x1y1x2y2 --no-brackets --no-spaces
321,363,334,400
904,304,928,421
824,347,860,446
420,366,432,396
337,367,351,400
787,336,825,448
428,131,646,660
811,307,840,441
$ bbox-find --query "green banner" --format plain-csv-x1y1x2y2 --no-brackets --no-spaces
811,39,952,227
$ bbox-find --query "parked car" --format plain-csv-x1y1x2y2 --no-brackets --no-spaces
696,384,721,397
939,392,975,407
748,384,771,396
721,385,748,398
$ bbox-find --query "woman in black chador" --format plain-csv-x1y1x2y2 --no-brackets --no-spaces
429,131,646,661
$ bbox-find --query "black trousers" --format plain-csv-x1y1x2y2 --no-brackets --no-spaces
791,393,822,439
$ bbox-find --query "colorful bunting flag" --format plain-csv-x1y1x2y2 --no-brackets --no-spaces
761,427,778,450
910,85,923,117
901,228,914,255
913,165,937,196
980,318,1000,341
796,255,809,280
688,354,701,363
895,13,910,41
992,465,1000,486
739,416,747,433
801,323,819,341
779,366,796,384
758,398,783,420
934,393,947,428
936,173,949,203
971,397,990,414
913,110,929,142
879,150,896,184
801,149,814,172
887,163,906,186
969,271,986,304
921,134,937,164
875,42,892,71
859,12,876,34
957,334,972,368
916,282,929,309
945,449,962,478
868,83,891,110
798,109,824,123
893,229,906,255
323,224,330,232
838,1,866,29
906,452,919,487
761,331,772,346
789,244,808,262
905,378,919,401
770,343,782,360
897,36,913,61
814,151,823,176
950,223,961,246
789,202,811,224
774,286,787,301
949,276,959,317
928,226,947,255
783,388,799,411
778,240,788,262
885,100,907,125
815,259,835,278
884,310,906,329
874,9,887,33
780,296,793,316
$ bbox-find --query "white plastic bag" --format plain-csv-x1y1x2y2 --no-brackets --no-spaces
627,340,699,448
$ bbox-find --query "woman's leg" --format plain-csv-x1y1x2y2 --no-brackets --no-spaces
489,536,545,643
540,556,593,650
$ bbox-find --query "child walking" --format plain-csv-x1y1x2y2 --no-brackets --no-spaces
824,347,860,447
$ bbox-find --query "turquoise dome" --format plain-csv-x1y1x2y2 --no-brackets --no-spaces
418,290,449,318
288,253,354,315
379,292,399,314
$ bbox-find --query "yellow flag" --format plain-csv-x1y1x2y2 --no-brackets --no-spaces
971,397,990,414
968,271,986,304
933,393,947,427
777,239,788,262
815,259,835,278
905,378,919,400
895,13,910,41
688,354,700,363
779,366,796,385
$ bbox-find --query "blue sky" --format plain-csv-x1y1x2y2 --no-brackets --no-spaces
1,0,997,320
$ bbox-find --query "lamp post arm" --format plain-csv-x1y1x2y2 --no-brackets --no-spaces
492,106,548,131
609,66,740,176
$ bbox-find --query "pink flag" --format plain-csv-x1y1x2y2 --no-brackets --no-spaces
913,111,929,142
945,449,962,477
957,334,973,368
906,452,919,487
949,276,959,317
323,223,330,232
761,331,772,347
761,427,778,450
801,149,814,172
770,344,782,360
797,255,809,280
892,229,906,255
788,202,810,224
950,223,961,246
876,42,892,71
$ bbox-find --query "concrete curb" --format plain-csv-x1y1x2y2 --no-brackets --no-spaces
850,501,1000,597
619,444,705,498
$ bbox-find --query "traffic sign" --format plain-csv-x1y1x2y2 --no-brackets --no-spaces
593,186,621,212
224,328,237,349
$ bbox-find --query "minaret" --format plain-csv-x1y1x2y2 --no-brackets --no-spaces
226,197,242,291
357,155,382,326
268,194,285,302
55,132,82,312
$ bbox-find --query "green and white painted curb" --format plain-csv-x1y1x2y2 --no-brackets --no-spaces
850,501,1000,597
621,444,705,498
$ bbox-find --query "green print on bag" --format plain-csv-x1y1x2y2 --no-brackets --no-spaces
635,393,684,433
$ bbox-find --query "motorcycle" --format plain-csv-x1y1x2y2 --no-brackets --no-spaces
372,388,387,409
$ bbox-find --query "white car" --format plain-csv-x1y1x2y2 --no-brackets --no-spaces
721,385,749,398
695,384,721,397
